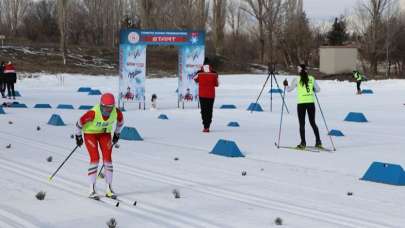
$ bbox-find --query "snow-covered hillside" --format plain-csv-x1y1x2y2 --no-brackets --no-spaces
1,74,405,228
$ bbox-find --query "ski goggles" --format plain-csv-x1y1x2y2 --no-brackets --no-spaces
100,104,114,115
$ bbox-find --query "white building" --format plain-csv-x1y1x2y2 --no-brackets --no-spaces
401,0,405,13
319,46,358,75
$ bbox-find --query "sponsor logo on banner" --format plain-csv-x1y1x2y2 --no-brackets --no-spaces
190,32,199,44
128,32,140,44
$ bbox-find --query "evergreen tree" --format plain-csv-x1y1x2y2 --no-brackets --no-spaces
327,16,348,45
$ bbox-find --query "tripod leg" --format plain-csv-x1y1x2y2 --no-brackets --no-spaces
251,74,271,113
272,74,290,114
270,75,273,112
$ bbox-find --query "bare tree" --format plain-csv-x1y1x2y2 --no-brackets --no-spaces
275,0,313,66
57,0,68,65
242,0,266,63
139,0,156,29
22,0,58,42
263,0,282,63
227,1,245,38
197,0,209,29
0,0,30,36
354,0,392,75
212,0,227,55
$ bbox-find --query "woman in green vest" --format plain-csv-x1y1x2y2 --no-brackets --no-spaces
353,70,364,94
283,64,322,149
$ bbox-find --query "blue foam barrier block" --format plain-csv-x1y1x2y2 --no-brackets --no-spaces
361,89,374,94
120,126,143,141
344,112,368,122
361,162,405,186
269,88,283,93
10,103,27,108
88,89,102,95
78,87,92,92
47,114,65,126
227,122,240,127
210,139,245,157
57,104,74,109
34,104,52,109
158,114,169,120
220,104,237,109
247,103,263,112
328,129,344,136
78,105,93,110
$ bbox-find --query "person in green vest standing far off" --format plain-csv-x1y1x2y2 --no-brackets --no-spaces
353,70,366,95
283,64,322,150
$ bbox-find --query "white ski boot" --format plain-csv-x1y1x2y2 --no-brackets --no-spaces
89,184,100,200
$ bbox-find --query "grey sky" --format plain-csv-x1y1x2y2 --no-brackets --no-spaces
304,0,358,21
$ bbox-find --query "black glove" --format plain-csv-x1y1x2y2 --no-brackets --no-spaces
112,133,120,144
283,79,288,87
75,135,83,147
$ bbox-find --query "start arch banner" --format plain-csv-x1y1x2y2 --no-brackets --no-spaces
119,29,205,109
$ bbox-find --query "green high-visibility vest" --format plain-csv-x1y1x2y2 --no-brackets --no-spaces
297,76,315,104
354,72,363,81
83,104,117,134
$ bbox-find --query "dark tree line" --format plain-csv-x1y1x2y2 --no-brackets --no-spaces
0,0,404,76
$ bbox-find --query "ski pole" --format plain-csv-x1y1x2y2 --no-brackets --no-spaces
48,145,79,181
251,74,271,113
97,142,117,179
276,86,287,148
314,92,337,151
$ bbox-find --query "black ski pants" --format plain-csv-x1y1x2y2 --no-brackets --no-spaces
6,82,15,98
356,81,361,93
199,97,215,129
297,103,321,145
0,80,5,97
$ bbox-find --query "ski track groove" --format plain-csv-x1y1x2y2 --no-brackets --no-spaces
0,132,399,228
0,161,187,228
0,158,225,228
0,208,40,228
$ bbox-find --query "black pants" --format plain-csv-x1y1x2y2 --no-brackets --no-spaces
0,81,5,97
356,81,361,93
199,97,215,129
297,103,321,145
6,82,15,98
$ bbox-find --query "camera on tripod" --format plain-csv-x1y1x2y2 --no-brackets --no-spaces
268,62,277,75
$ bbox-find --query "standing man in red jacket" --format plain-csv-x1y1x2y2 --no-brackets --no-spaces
194,57,219,132
3,61,16,99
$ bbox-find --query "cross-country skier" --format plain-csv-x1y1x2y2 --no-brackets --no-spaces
75,93,124,199
283,64,322,150
353,70,365,94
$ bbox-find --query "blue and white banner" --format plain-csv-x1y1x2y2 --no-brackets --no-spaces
119,29,205,108
178,45,205,102
119,44,146,105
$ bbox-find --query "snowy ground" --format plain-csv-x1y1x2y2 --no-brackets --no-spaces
1,73,405,228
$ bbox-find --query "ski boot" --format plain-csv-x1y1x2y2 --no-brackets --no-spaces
203,128,209,133
89,184,100,200
105,184,117,200
315,141,323,149
296,143,306,150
